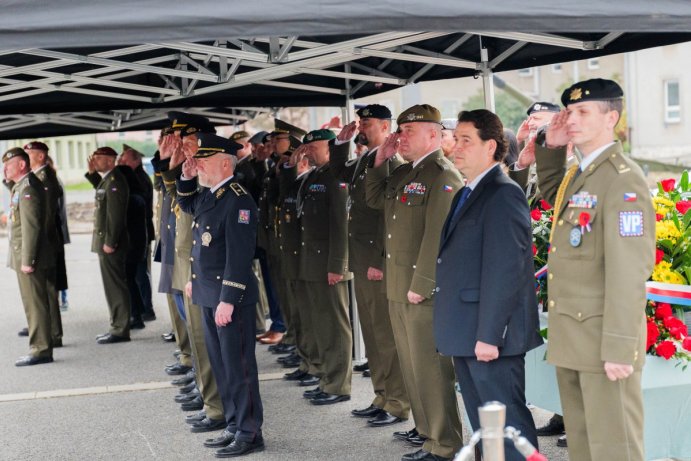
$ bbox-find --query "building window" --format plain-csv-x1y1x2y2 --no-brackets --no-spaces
518,68,533,77
587,58,600,70
664,80,681,124
441,100,459,118
552,63,562,73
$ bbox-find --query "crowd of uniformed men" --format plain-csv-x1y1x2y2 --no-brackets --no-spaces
4,76,654,461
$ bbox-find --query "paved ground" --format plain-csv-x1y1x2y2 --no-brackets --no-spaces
0,233,571,461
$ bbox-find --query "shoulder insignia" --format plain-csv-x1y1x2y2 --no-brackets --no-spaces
230,183,247,197
606,151,631,174
215,187,226,199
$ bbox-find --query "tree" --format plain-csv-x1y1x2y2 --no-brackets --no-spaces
464,89,527,133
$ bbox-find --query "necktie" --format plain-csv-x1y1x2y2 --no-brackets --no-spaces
450,186,471,222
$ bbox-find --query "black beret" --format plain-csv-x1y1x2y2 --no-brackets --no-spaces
526,101,560,115
561,78,623,107
2,147,28,163
356,104,392,120
23,141,49,152
249,131,269,145
396,104,442,126
194,133,243,158
303,129,336,144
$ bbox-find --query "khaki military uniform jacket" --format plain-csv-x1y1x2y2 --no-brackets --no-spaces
8,173,51,270
87,169,130,255
161,163,195,291
536,141,655,372
366,150,463,305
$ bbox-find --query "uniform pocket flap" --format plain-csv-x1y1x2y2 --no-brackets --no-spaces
556,299,602,322
460,288,480,302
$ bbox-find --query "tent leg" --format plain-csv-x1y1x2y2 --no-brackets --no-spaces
480,48,496,112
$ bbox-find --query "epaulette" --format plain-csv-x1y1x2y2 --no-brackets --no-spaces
434,156,451,171
606,150,631,174
230,183,247,197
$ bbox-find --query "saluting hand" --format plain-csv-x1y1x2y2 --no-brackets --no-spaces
515,137,536,169
407,290,425,304
215,302,234,327
159,134,177,160
545,110,570,148
170,137,185,168
288,144,308,168
604,361,634,381
87,155,96,174
374,132,399,168
516,119,531,144
337,121,357,142
182,158,198,178
475,341,499,362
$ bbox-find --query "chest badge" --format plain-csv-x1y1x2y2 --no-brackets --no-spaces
201,232,212,246
569,227,582,247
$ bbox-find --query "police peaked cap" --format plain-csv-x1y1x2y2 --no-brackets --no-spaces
272,119,307,141
167,111,215,133
194,132,243,158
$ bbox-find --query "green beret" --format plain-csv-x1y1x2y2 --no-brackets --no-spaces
2,147,28,163
356,104,392,120
303,129,336,144
194,133,243,158
396,104,442,126
561,78,623,107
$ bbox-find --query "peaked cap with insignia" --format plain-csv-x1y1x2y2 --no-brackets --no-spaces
194,132,243,158
396,104,442,126
2,147,29,163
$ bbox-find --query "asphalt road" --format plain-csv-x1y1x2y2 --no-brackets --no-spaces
0,234,570,461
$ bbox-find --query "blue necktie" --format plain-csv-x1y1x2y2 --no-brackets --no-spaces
450,186,471,222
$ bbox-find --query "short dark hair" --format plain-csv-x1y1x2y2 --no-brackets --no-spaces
596,99,624,124
457,109,507,162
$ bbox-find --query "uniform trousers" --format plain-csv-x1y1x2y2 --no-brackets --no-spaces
202,303,263,442
98,252,131,338
135,243,154,315
353,271,409,419
556,367,644,461
389,301,462,458
304,280,352,395
258,248,286,333
453,355,537,461
49,249,64,343
17,268,53,358
284,279,319,375
167,293,193,367
184,295,224,420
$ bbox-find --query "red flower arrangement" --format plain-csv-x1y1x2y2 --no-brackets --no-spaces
646,300,691,366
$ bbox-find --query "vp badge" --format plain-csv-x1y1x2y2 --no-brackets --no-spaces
619,211,644,237
569,227,582,247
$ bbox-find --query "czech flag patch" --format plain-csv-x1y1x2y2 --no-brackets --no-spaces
443,185,453,193
623,193,637,202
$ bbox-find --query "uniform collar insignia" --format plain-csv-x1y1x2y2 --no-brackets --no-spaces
216,187,226,199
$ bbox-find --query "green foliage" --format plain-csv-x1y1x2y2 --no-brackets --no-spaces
464,90,527,133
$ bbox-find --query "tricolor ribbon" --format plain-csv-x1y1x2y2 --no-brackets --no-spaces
646,281,691,306
535,264,548,280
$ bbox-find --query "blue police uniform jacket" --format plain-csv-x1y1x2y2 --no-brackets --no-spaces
176,175,259,309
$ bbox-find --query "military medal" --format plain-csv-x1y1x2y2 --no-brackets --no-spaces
285,213,291,223
346,196,352,212
569,227,582,247
201,232,212,246
578,212,592,235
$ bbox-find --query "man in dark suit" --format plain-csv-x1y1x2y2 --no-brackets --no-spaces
434,109,542,460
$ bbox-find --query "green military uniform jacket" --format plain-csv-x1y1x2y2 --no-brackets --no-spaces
8,173,52,270
277,166,312,280
34,165,62,252
536,141,655,372
366,150,463,305
331,141,403,272
161,163,195,291
86,169,130,255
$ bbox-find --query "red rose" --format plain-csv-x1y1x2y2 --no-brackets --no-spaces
532,244,538,256
655,213,664,221
683,336,691,352
655,340,677,359
530,209,543,221
655,249,665,264
646,321,660,350
660,178,676,192
670,324,688,340
655,303,673,320
539,199,552,211
676,200,691,215
663,315,684,330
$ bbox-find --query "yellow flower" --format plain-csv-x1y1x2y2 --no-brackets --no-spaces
651,261,687,284
653,196,675,215
655,220,681,244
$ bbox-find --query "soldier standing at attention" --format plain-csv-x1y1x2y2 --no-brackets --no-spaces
86,146,131,344
332,104,410,427
535,78,655,461
366,105,464,461
4,148,54,366
177,133,264,457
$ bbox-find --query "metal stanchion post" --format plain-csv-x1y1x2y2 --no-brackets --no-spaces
479,401,506,461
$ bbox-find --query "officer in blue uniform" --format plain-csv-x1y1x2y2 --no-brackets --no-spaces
176,133,264,458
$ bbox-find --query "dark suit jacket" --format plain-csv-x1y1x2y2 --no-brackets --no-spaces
434,164,542,357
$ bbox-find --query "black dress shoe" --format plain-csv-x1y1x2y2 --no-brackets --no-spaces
302,387,323,399
18,327,29,337
284,369,308,381
362,369,371,378
190,417,226,433
162,332,176,342
215,436,265,458
130,320,146,330
96,334,131,344
351,404,382,418
394,428,418,441
310,393,350,405
353,361,369,372
142,312,157,322
95,332,110,340
166,362,193,376
270,343,295,355
175,388,200,403
281,357,301,368
171,374,195,386
368,411,403,427
185,410,207,424
556,434,567,448
406,434,427,447
15,355,53,367
173,349,182,358
52,338,63,348
179,381,198,394
536,414,565,436
298,375,320,387
277,352,298,363
180,395,204,411
204,429,235,448
401,449,449,461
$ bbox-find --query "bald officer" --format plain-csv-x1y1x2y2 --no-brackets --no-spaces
177,133,264,457
86,147,131,344
535,79,655,461
367,105,464,461
4,148,54,366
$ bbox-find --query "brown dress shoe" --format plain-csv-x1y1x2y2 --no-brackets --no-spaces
255,330,270,341
259,331,284,345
